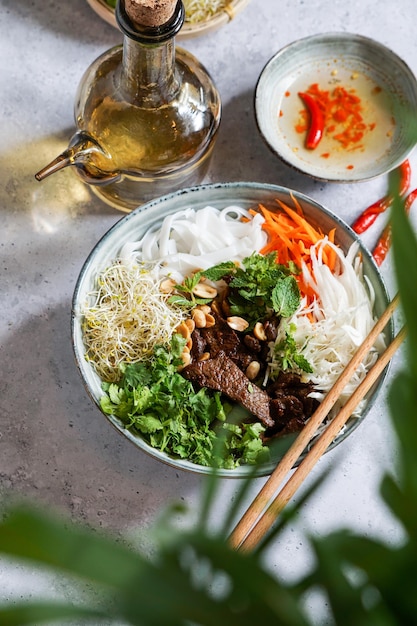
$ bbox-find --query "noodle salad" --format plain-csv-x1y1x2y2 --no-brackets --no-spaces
81,199,386,469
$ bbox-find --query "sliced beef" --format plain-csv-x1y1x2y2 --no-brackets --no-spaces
243,334,262,353
267,370,306,391
263,316,280,342
182,351,274,428
264,416,307,440
190,328,207,362
200,315,254,370
262,373,320,440
183,309,319,440
267,373,319,416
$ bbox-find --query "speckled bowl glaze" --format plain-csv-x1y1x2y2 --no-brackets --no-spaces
71,182,393,477
255,33,417,182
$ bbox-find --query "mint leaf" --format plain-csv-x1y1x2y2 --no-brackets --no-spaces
271,276,300,317
167,294,195,309
201,261,236,282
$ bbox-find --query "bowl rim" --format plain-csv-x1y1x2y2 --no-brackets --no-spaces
71,181,394,478
86,0,252,38
254,31,417,183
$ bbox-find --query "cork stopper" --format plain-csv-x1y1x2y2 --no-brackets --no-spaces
125,0,177,28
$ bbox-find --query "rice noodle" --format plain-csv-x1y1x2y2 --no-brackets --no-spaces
269,239,386,418
119,205,267,283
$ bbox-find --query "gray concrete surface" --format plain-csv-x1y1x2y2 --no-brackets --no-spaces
1,0,416,620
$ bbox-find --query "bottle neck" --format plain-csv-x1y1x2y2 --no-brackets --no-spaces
120,36,178,106
116,0,184,106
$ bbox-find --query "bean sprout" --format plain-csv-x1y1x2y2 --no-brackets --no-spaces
82,261,186,382
184,0,228,23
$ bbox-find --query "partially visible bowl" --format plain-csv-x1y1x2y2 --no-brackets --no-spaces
71,182,393,477
86,0,251,38
255,33,417,182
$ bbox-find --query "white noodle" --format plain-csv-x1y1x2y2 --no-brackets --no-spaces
269,239,386,420
119,205,267,283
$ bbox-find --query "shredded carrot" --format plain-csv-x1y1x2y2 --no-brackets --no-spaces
249,197,339,303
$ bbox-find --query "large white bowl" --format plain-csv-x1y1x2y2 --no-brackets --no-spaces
71,182,393,477
255,33,417,182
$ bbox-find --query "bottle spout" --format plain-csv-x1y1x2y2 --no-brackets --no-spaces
34,131,121,185
35,130,95,181
35,150,75,181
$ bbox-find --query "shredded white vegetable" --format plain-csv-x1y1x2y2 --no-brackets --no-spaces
82,261,186,382
269,239,386,418
119,205,267,283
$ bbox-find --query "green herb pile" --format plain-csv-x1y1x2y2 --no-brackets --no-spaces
100,334,270,469
218,253,300,324
170,252,301,324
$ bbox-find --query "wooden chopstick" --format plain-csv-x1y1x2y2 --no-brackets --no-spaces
238,325,406,551
229,294,401,550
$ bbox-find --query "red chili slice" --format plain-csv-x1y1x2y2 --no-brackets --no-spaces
298,91,324,150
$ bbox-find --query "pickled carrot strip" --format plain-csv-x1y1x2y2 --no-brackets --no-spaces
249,200,339,302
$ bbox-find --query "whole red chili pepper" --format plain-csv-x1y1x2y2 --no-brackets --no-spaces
373,186,417,266
298,91,324,149
352,160,411,234
372,224,392,266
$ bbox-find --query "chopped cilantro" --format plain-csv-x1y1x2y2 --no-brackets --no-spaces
273,324,313,374
100,335,269,469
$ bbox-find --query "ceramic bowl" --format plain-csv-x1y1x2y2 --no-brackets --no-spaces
86,0,251,39
71,182,393,477
255,33,417,182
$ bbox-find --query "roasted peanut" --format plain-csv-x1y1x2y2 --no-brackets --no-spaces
253,322,267,341
227,316,249,332
246,361,261,380
205,313,216,328
175,321,191,341
160,277,176,293
185,318,195,333
196,304,211,314
198,352,211,362
192,283,217,299
178,351,191,370
192,308,207,328
210,300,223,316
221,299,231,316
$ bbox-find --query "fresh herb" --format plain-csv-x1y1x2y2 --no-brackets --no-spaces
100,334,269,468
168,254,300,323
201,261,237,281
168,271,216,309
204,253,301,327
273,323,313,373
221,422,270,466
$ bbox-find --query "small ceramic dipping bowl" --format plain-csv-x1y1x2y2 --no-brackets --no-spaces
255,33,417,182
